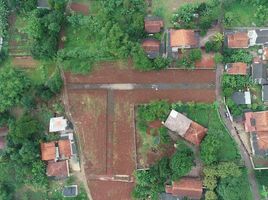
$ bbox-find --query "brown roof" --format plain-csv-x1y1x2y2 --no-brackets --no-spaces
195,54,215,69
253,111,268,132
144,18,164,33
226,62,247,75
142,39,160,52
166,178,203,199
41,142,56,161
227,32,249,48
58,140,72,159
263,47,268,60
184,122,208,145
170,29,198,48
47,160,69,178
256,131,268,150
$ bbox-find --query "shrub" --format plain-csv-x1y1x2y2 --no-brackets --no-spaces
214,52,223,64
153,57,171,70
189,49,202,61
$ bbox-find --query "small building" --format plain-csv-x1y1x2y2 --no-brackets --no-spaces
226,31,249,48
262,85,268,102
163,110,207,145
225,62,248,75
169,29,199,52
232,91,251,105
144,16,164,34
141,39,160,59
63,185,78,197
37,0,50,9
40,139,72,161
248,29,268,46
263,46,268,61
165,178,203,200
47,160,69,179
251,62,267,84
49,117,68,133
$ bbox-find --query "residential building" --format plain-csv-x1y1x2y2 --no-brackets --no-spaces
248,29,268,46
163,110,207,145
232,91,251,105
47,160,69,179
225,62,248,75
251,62,267,84
49,116,68,133
263,46,268,61
245,111,268,156
165,178,203,200
144,16,164,34
262,85,268,102
169,29,199,52
226,31,249,48
37,0,50,9
141,38,161,59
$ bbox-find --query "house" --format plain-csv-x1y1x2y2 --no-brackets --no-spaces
169,29,199,52
49,117,68,132
226,31,249,48
262,85,268,102
0,126,8,150
165,178,203,200
163,110,207,145
37,0,50,9
40,139,72,161
248,29,268,46
245,111,268,156
263,46,268,61
141,39,161,59
47,160,69,179
232,91,251,105
144,16,164,34
195,54,215,69
63,185,78,197
251,62,267,84
225,62,248,75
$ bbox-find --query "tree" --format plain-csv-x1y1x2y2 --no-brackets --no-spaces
0,0,8,37
205,191,217,200
170,144,194,180
0,67,29,112
153,57,171,70
0,182,13,200
214,53,223,64
189,49,202,62
204,176,217,190
132,44,153,71
31,160,48,188
213,32,224,43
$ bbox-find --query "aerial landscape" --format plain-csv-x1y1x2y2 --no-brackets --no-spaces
1,0,268,200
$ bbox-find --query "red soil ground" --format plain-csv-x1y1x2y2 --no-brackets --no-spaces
65,62,216,200
70,3,89,15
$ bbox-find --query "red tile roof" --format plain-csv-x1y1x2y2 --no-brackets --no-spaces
166,178,203,199
47,160,69,178
142,39,160,53
58,140,72,159
144,18,164,33
226,62,247,75
227,32,249,48
170,29,198,48
256,131,268,150
263,47,268,60
184,122,208,145
195,54,215,69
41,142,56,161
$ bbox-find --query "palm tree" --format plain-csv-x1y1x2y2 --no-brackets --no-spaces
213,32,224,43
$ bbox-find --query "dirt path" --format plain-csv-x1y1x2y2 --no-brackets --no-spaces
216,64,260,200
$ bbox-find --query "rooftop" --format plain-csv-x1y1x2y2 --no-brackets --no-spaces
226,62,247,75
227,32,249,48
63,185,78,197
47,160,69,178
169,29,199,48
165,178,203,199
232,91,251,105
252,62,267,85
37,0,50,8
49,117,68,132
184,122,207,145
141,39,160,59
41,142,56,161
144,16,164,33
262,85,268,102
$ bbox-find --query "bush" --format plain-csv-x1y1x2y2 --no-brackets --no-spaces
153,57,171,70
159,127,171,144
0,0,8,37
214,52,223,64
36,85,54,101
47,69,63,94
189,49,202,61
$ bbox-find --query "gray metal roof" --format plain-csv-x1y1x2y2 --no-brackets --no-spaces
262,85,268,101
252,63,267,84
232,92,246,105
159,193,179,200
37,0,50,8
62,185,78,197
255,29,268,44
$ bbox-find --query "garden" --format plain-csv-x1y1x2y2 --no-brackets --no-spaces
133,100,251,200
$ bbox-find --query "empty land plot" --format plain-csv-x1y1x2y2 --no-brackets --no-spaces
68,89,108,175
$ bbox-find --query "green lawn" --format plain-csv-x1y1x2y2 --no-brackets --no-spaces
152,0,204,27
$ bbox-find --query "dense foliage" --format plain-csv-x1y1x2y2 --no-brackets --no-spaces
0,67,30,112
0,0,8,37
222,48,253,64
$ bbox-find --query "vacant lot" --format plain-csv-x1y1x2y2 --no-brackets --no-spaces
65,62,216,200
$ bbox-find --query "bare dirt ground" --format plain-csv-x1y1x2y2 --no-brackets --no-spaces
70,3,89,15
64,61,216,200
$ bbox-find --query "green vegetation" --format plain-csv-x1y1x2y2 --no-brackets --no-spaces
222,48,253,64
132,142,194,200
255,170,268,199
0,0,8,37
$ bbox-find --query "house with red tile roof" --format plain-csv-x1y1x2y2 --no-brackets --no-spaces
163,110,207,145
144,16,164,34
225,62,248,75
47,160,70,179
169,29,199,52
226,32,249,48
165,178,203,199
245,111,268,156
141,39,161,59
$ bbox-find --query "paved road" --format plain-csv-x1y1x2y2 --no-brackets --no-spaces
67,83,215,90
216,65,260,200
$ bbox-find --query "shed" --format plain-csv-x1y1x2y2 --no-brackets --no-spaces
141,39,160,59
63,185,78,197
232,91,251,105
49,117,68,132
144,16,164,34
252,62,267,84
37,0,50,9
47,160,69,179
